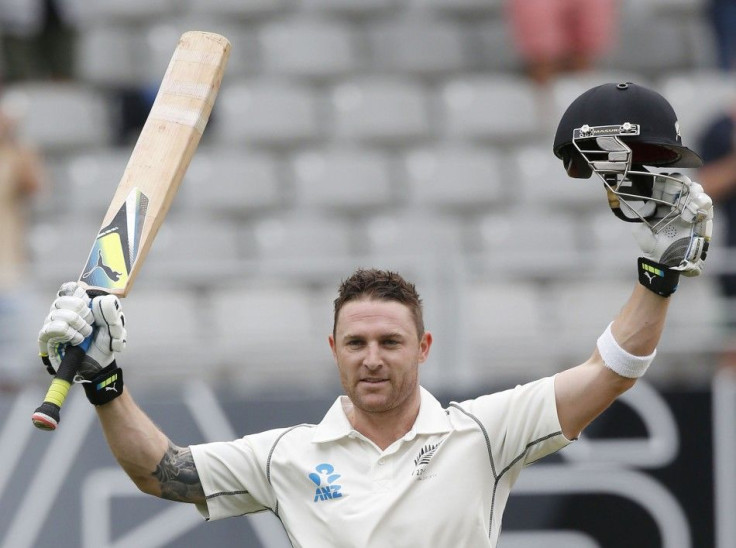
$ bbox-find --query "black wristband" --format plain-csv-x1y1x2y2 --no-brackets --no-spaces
638,257,680,297
83,362,124,406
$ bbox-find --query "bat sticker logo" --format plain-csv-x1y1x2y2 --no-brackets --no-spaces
81,250,122,283
80,189,149,290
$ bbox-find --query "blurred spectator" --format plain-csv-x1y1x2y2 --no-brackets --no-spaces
707,0,736,72
696,101,736,369
0,100,45,391
0,0,81,82
505,0,620,85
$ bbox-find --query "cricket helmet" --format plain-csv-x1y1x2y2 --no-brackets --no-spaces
553,82,702,225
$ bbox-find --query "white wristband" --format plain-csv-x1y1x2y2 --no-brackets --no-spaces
596,323,656,378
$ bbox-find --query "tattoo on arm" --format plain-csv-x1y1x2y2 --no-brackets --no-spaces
153,442,205,503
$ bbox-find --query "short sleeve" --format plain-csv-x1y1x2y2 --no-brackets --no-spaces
455,376,572,471
190,429,286,520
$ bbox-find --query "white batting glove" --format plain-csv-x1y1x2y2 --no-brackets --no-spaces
38,282,127,380
632,173,713,277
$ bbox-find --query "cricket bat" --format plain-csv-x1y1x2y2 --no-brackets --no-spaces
31,31,230,431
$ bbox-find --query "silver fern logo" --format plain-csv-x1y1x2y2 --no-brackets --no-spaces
413,441,443,479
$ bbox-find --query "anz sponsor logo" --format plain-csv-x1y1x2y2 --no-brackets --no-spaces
309,463,344,502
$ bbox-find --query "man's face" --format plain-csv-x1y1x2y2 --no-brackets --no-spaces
329,298,432,416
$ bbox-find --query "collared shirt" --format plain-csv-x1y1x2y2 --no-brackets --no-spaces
190,375,571,547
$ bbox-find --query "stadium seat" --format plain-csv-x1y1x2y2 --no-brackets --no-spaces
186,0,296,18
403,144,504,211
258,18,357,78
367,16,468,76
417,0,504,15
141,219,247,285
657,70,736,144
119,289,210,381
438,75,540,144
290,146,395,212
584,209,643,274
330,78,432,143
470,18,525,73
1,83,112,152
661,276,723,356
209,283,336,391
76,27,140,87
463,278,558,383
63,148,136,218
471,207,582,277
181,148,283,217
249,213,356,281
75,0,179,23
511,144,604,212
545,278,634,359
28,219,101,286
362,211,468,272
599,17,693,76
300,0,396,16
213,79,321,145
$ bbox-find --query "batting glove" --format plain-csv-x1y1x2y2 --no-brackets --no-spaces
632,173,713,295
38,282,127,381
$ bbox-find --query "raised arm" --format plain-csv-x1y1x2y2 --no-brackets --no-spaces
554,173,713,440
37,283,204,504
555,284,667,439
96,391,205,504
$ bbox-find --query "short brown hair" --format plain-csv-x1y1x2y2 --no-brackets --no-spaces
333,268,424,338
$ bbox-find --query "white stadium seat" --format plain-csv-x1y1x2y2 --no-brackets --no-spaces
2,83,112,152
210,283,336,392
182,148,284,216
403,144,505,211
291,146,395,212
367,16,468,76
510,144,604,212
658,70,736,144
439,75,540,144
214,79,321,145
76,26,140,87
258,18,357,78
330,78,432,143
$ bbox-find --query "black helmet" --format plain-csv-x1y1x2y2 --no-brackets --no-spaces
553,82,702,179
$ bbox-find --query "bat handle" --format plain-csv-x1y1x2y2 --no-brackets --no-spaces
31,332,93,431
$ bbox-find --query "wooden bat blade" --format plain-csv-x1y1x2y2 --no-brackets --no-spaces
80,30,230,297
32,31,230,431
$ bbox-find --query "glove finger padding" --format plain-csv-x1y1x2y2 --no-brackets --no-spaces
80,295,127,378
38,283,94,373
632,173,713,278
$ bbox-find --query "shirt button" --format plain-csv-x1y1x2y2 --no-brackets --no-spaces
378,459,385,465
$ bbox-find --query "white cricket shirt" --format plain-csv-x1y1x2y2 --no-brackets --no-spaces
190,375,571,547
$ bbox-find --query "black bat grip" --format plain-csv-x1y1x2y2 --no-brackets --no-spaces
31,341,87,431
